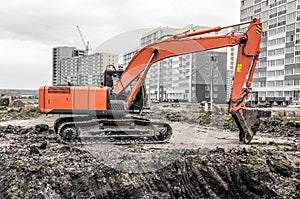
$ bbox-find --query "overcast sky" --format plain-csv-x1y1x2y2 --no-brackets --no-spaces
0,0,240,89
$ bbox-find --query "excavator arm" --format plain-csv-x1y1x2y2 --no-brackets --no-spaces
112,18,262,143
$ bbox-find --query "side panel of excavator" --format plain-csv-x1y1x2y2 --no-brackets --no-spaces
39,86,108,115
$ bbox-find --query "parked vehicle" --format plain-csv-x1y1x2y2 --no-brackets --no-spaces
287,102,300,108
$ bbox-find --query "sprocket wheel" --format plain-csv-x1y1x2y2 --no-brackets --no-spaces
59,124,79,141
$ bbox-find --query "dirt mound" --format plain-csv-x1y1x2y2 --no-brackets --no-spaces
0,108,40,122
8,100,25,108
0,125,299,198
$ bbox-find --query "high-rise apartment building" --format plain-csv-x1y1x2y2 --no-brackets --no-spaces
140,25,228,103
53,46,118,86
241,0,300,104
60,52,118,86
52,46,85,85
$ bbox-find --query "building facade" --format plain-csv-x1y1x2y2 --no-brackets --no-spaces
60,52,118,86
52,46,85,85
241,0,300,105
140,25,228,103
123,48,138,67
53,46,118,86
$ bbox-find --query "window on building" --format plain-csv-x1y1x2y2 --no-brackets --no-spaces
278,15,287,26
268,39,277,46
262,0,268,7
252,82,259,87
287,24,295,32
205,92,209,98
295,45,300,55
259,71,266,77
269,8,277,19
213,93,218,98
277,26,286,34
277,37,285,44
260,61,267,67
295,79,300,85
276,48,285,55
276,70,284,76
268,71,275,77
254,3,261,14
262,31,268,38
288,1,296,9
285,68,293,75
262,11,268,18
295,65,300,73
296,23,300,33
268,49,276,56
286,57,294,64
268,60,276,67
286,34,294,42
261,51,267,57
278,4,286,16
284,79,294,86
269,29,277,36
267,91,274,96
276,81,283,87
276,59,284,65
286,46,294,53
297,10,300,21
269,18,277,28
275,91,283,97
287,12,296,21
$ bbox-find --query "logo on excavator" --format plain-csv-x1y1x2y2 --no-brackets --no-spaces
256,25,262,34
236,63,242,73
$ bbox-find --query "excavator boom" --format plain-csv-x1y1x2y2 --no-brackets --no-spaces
112,18,262,143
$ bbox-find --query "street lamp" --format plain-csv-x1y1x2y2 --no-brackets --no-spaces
210,55,216,111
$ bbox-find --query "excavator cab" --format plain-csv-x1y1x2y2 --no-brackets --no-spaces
103,68,146,114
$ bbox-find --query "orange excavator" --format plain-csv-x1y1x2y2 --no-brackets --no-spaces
39,18,262,144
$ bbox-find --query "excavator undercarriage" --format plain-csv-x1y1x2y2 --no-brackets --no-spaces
54,115,172,144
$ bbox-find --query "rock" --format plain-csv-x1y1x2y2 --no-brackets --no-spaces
35,124,49,133
38,141,47,150
29,145,40,155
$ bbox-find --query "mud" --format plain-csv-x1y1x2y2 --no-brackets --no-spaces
0,123,299,198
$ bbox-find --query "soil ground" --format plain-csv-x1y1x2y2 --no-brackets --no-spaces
0,104,299,198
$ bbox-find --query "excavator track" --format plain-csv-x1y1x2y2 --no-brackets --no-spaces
54,116,172,145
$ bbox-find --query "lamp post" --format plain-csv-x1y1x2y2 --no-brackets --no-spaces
210,55,215,111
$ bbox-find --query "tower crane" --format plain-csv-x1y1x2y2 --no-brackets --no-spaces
76,25,91,55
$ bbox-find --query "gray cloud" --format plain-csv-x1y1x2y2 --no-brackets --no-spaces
0,0,240,89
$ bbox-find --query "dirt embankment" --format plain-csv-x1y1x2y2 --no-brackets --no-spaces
0,124,299,198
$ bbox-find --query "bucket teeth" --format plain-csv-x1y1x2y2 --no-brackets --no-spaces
232,109,260,144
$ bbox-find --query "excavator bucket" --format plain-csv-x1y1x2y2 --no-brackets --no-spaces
232,109,260,144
